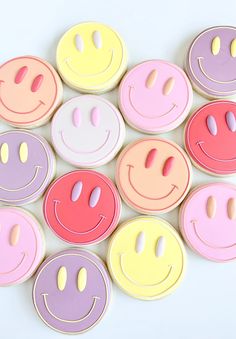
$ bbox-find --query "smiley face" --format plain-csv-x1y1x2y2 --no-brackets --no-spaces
0,56,62,127
180,183,236,262
33,249,111,334
0,207,45,286
186,26,236,98
185,100,236,175
119,60,193,133
56,22,127,93
43,170,121,245
116,138,192,214
51,95,125,167
107,216,186,300
0,130,55,205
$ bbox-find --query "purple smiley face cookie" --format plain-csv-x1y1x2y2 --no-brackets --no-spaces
33,249,111,334
186,26,236,98
0,130,55,205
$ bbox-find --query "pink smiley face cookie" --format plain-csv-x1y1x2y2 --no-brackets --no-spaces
0,56,63,128
118,60,193,133
116,138,192,214
180,183,236,262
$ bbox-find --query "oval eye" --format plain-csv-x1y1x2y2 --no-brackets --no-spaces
162,156,175,176
90,107,100,127
10,224,20,246
206,115,217,136
156,236,165,257
0,143,9,164
19,142,28,163
163,77,175,96
93,31,102,49
226,111,236,132
57,266,67,291
206,196,216,219
15,66,28,84
231,39,236,57
75,34,84,52
72,107,81,128
71,181,83,202
146,69,158,89
89,187,101,207
135,231,145,253
145,148,157,168
77,267,87,292
31,74,43,92
227,198,236,220
211,36,221,55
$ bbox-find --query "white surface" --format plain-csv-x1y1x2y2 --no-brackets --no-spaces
0,0,236,338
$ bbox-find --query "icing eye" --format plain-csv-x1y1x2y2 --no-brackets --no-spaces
146,69,158,89
57,266,67,291
156,236,165,257
89,187,101,207
162,156,175,176
72,107,81,128
90,107,100,127
75,34,84,52
31,74,43,92
19,142,28,163
206,196,216,219
206,115,217,136
71,181,83,202
93,31,102,49
145,148,157,168
0,143,9,164
226,111,236,132
211,36,221,55
10,224,20,246
77,267,87,292
227,198,236,220
15,66,28,84
135,231,145,253
231,39,236,57
163,77,175,96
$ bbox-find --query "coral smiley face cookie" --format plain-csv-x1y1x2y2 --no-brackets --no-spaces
186,26,236,98
119,60,193,133
180,183,236,262
0,56,63,128
56,22,127,93
116,138,192,214
33,249,111,334
51,95,125,167
107,216,186,300
43,170,121,245
185,100,236,176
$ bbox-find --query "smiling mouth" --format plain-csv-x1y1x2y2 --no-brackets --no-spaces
60,130,111,154
197,57,236,84
128,86,177,119
41,293,100,323
0,252,26,274
197,141,236,162
127,165,178,200
53,200,106,235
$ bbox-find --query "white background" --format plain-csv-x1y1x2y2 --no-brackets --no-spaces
0,0,236,338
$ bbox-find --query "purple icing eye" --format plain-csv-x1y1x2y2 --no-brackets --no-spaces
89,187,101,207
206,115,217,136
72,108,81,128
92,31,102,49
135,231,145,253
90,107,100,127
75,34,84,52
71,181,83,202
226,111,236,132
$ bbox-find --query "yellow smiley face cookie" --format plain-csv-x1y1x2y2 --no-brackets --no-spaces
107,216,186,300
56,22,128,93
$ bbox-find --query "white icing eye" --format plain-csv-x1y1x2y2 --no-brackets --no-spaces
146,69,157,89
0,143,9,164
163,77,175,96
89,187,101,207
226,111,236,132
19,142,28,163
206,115,217,136
206,196,216,219
77,267,87,292
90,107,100,127
75,34,84,52
57,266,67,291
93,31,102,49
155,236,165,257
135,231,145,253
211,36,220,55
71,181,83,202
227,198,236,220
10,224,20,246
231,39,236,57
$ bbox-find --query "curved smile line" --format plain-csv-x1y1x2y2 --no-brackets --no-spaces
42,293,100,323
197,141,236,162
197,57,236,84
120,254,172,287
53,200,106,235
60,130,111,154
0,252,26,274
128,86,177,119
127,165,178,200
0,166,42,192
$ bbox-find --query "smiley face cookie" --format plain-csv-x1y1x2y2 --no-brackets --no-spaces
0,207,45,286
0,130,55,205
119,60,193,133
186,26,236,98
33,249,111,334
56,22,127,93
116,138,192,214
184,100,236,176
0,56,63,128
107,216,186,300
43,170,121,245
51,95,125,167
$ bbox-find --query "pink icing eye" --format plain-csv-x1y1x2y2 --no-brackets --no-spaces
92,31,102,49
90,107,100,127
9,224,20,246
206,115,217,136
162,156,175,176
71,181,83,202
89,187,101,208
135,231,145,253
31,74,43,92
145,148,157,168
15,66,28,84
226,111,236,132
146,69,158,89
75,34,84,52
155,236,165,257
72,108,81,128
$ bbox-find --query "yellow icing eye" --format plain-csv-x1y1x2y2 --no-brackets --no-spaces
10,224,20,246
211,36,220,56
0,143,9,164
19,142,28,163
57,266,67,291
230,39,236,57
77,267,87,292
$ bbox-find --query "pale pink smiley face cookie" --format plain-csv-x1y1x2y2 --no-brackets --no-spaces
0,56,63,128
116,138,192,214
